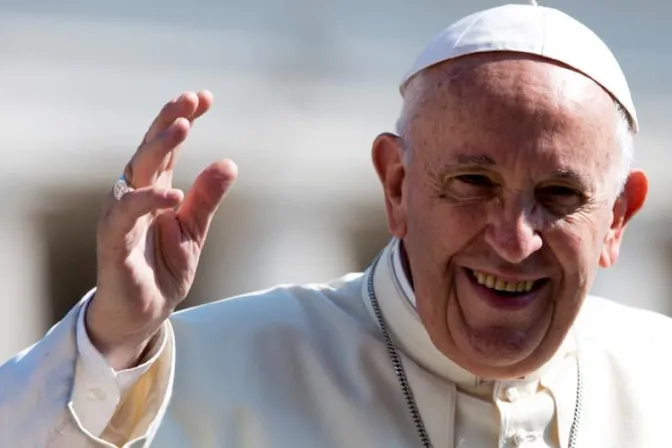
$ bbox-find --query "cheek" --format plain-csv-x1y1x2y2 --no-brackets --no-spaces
405,191,490,263
544,220,605,280
548,230,586,274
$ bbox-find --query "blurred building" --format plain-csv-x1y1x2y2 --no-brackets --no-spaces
1,0,671,361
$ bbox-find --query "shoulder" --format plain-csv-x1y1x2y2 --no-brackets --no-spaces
578,295,672,363
580,295,672,336
573,297,672,438
169,272,375,341
164,272,388,412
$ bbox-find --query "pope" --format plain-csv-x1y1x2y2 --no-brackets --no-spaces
0,3,669,448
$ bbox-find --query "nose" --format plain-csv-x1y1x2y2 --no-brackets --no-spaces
484,201,543,264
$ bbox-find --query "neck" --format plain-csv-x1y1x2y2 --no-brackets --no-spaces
398,240,414,290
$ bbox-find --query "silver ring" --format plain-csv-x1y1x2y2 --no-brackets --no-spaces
113,174,135,200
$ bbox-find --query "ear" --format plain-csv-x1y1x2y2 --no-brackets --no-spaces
372,132,408,238
600,170,648,268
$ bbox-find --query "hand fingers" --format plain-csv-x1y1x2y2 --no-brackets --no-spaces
163,90,213,171
101,186,184,240
126,90,214,188
142,90,213,145
191,90,214,123
177,159,238,247
126,117,191,188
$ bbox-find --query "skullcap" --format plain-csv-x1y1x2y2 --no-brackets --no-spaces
401,3,638,132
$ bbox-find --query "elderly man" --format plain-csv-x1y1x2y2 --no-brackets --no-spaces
0,3,668,447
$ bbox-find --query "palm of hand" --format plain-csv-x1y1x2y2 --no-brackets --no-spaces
134,210,200,316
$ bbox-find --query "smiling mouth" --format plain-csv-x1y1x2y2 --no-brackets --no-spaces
468,269,548,297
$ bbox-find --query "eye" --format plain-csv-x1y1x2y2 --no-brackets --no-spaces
536,185,585,211
540,186,578,197
455,174,494,187
442,174,497,201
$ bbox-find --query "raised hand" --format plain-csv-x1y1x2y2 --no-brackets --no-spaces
86,91,238,370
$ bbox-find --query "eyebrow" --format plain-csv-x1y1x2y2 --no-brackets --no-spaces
548,169,591,189
442,153,592,189
452,154,496,166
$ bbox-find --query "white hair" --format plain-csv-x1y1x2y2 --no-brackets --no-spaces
613,101,634,194
396,75,634,196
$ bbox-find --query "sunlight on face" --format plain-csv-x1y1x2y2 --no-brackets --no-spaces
375,53,642,379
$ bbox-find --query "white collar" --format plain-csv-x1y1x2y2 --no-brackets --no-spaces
363,238,576,390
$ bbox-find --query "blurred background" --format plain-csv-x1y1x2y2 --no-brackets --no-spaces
0,0,670,361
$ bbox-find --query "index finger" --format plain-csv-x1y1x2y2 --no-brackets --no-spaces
141,90,214,145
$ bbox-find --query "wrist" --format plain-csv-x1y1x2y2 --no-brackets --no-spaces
85,297,160,370
95,336,153,371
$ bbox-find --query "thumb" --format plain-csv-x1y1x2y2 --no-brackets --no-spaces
177,159,238,246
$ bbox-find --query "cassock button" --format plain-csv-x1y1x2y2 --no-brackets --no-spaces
505,387,519,402
88,387,107,401
510,429,540,446
511,429,533,446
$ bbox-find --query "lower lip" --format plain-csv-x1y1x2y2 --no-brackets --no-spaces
464,269,538,311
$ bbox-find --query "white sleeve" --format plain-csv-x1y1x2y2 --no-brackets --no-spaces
71,290,167,436
0,289,174,448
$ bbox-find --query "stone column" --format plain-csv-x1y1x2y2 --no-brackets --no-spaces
0,210,49,362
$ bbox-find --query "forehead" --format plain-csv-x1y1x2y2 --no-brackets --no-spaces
407,53,619,176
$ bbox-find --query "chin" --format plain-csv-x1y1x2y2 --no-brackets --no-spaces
465,326,543,366
441,269,560,377
446,308,557,379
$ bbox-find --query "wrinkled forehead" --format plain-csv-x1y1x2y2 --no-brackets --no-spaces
411,53,614,120
407,54,620,173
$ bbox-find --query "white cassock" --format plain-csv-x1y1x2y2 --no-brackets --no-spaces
1,238,671,447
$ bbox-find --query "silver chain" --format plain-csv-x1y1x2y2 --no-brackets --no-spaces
366,251,583,447
567,348,582,448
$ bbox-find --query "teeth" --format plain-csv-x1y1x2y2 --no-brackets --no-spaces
473,271,535,293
